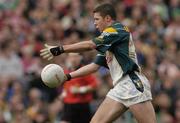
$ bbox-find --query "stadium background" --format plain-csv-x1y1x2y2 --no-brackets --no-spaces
0,0,179,122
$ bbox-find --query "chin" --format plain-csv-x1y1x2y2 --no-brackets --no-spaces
99,29,103,32
97,28,102,32
96,27,103,32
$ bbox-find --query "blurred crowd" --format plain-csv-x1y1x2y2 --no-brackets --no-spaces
0,0,179,123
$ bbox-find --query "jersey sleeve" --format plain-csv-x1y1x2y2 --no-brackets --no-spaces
92,27,129,53
93,53,108,68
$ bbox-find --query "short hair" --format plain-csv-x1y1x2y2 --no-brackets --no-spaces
93,3,116,20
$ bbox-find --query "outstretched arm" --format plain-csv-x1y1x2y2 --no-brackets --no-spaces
63,40,96,53
40,40,96,60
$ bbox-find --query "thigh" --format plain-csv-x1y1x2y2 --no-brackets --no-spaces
90,96,128,123
129,101,157,123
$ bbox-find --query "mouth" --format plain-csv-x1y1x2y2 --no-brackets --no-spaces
95,25,99,29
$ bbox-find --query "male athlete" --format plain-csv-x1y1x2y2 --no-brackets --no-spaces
40,3,157,123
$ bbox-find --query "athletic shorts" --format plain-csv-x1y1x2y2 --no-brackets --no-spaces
107,72,152,107
61,103,92,123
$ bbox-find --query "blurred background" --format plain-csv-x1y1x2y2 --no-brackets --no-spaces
0,0,179,123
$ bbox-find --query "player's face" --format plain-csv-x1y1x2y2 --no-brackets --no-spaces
94,12,107,32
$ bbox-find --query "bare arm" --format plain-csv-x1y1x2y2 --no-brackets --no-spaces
69,63,100,79
63,40,96,53
40,40,96,60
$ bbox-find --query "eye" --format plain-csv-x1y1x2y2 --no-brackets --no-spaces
94,18,99,21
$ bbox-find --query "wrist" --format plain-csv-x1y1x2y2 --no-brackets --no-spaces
50,46,64,56
65,73,72,81
59,45,64,53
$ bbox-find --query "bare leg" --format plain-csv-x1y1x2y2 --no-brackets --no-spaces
90,97,128,123
129,101,157,123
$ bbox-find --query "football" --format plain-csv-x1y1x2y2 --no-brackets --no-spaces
41,64,65,88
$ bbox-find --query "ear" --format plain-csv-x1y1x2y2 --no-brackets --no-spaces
105,15,112,22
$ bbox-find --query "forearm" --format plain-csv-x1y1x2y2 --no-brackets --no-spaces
69,63,100,79
63,40,96,53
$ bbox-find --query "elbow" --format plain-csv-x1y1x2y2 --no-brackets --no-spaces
87,46,95,50
91,63,100,73
93,66,99,73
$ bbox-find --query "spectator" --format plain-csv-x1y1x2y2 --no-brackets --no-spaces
60,53,98,123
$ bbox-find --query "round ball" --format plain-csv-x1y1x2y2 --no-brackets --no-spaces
41,64,65,88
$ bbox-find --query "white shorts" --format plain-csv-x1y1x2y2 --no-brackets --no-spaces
107,72,152,107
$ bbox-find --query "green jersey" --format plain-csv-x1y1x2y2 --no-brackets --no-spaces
93,22,140,85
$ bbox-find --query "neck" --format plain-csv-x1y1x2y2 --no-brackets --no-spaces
107,20,115,27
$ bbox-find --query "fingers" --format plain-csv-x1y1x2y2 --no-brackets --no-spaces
40,48,54,60
41,54,53,60
40,44,57,60
44,43,50,48
40,50,49,56
40,48,48,53
42,53,53,59
45,43,55,48
47,55,54,61
63,75,68,81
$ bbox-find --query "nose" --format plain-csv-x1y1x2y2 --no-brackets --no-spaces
94,21,96,25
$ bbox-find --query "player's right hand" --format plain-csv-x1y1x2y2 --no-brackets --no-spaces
40,44,64,60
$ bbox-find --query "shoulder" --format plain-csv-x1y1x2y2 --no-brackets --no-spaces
112,22,130,33
103,27,118,33
102,22,129,34
102,26,118,37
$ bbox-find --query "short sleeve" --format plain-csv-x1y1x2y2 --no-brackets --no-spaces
93,53,108,68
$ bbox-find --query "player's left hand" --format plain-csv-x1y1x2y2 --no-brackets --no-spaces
40,44,64,60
